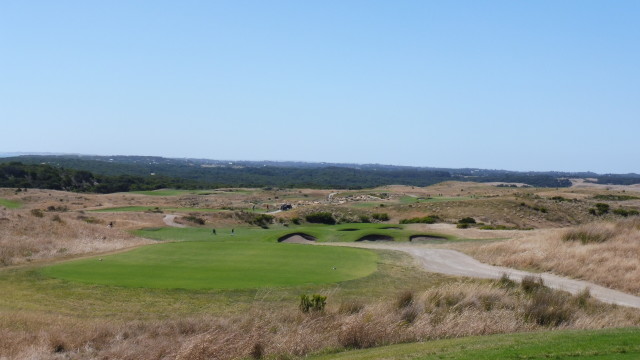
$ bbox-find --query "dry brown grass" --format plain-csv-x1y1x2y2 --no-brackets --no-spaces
1,279,638,360
0,207,151,266
464,219,640,295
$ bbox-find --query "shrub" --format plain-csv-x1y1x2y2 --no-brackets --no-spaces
30,209,44,218
521,275,545,294
371,213,390,221
613,208,640,217
399,215,440,224
291,217,301,225
458,217,476,224
305,212,336,225
589,203,610,216
497,273,516,289
358,215,370,223
524,290,572,326
250,214,274,228
46,205,68,212
299,294,327,313
456,223,469,229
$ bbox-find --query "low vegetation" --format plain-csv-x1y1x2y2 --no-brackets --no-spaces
467,219,640,295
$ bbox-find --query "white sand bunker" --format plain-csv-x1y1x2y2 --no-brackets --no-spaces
410,235,448,243
278,233,317,244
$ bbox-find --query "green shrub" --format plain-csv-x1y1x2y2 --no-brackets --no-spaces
30,209,44,218
458,217,476,224
371,213,390,221
299,294,327,313
305,212,336,225
613,208,640,217
358,215,370,223
593,194,639,201
250,214,274,228
291,217,301,225
456,223,469,229
589,203,610,216
399,215,440,224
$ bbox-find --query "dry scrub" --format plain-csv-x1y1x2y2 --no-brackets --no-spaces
0,208,150,266
2,279,638,359
465,219,640,295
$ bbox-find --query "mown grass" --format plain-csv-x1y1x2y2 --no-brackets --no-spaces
0,198,21,209
309,327,640,360
41,241,378,289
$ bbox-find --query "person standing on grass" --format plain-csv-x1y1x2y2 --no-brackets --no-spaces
231,228,235,236
212,228,216,235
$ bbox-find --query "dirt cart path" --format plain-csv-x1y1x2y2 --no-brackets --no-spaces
163,214,186,228
322,242,640,309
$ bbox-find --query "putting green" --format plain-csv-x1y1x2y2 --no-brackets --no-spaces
41,241,378,289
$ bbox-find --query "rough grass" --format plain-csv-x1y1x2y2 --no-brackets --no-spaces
0,208,150,266
1,279,638,359
465,219,640,295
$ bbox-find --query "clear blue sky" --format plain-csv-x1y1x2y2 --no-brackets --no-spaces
1,1,638,173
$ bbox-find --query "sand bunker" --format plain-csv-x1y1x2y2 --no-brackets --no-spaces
356,234,394,242
379,226,401,230
410,235,448,243
278,233,317,244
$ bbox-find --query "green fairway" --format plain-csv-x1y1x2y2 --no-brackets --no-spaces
0,198,21,208
310,328,640,360
41,241,378,289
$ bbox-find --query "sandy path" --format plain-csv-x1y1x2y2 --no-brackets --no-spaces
163,214,186,228
321,242,640,309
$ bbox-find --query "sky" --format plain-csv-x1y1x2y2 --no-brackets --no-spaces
1,1,639,173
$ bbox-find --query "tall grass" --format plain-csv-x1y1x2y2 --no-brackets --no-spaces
466,219,640,295
2,279,638,359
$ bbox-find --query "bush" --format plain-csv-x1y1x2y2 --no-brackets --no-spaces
524,290,572,326
521,275,545,294
399,215,440,224
299,294,327,313
613,208,640,217
250,214,274,228
458,217,476,224
456,223,469,229
589,203,610,216
305,212,336,225
291,217,301,225
358,215,370,223
30,209,44,218
371,213,390,221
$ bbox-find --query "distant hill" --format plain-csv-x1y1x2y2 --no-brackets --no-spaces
0,154,608,192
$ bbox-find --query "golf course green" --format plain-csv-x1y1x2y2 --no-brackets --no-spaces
41,241,378,289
